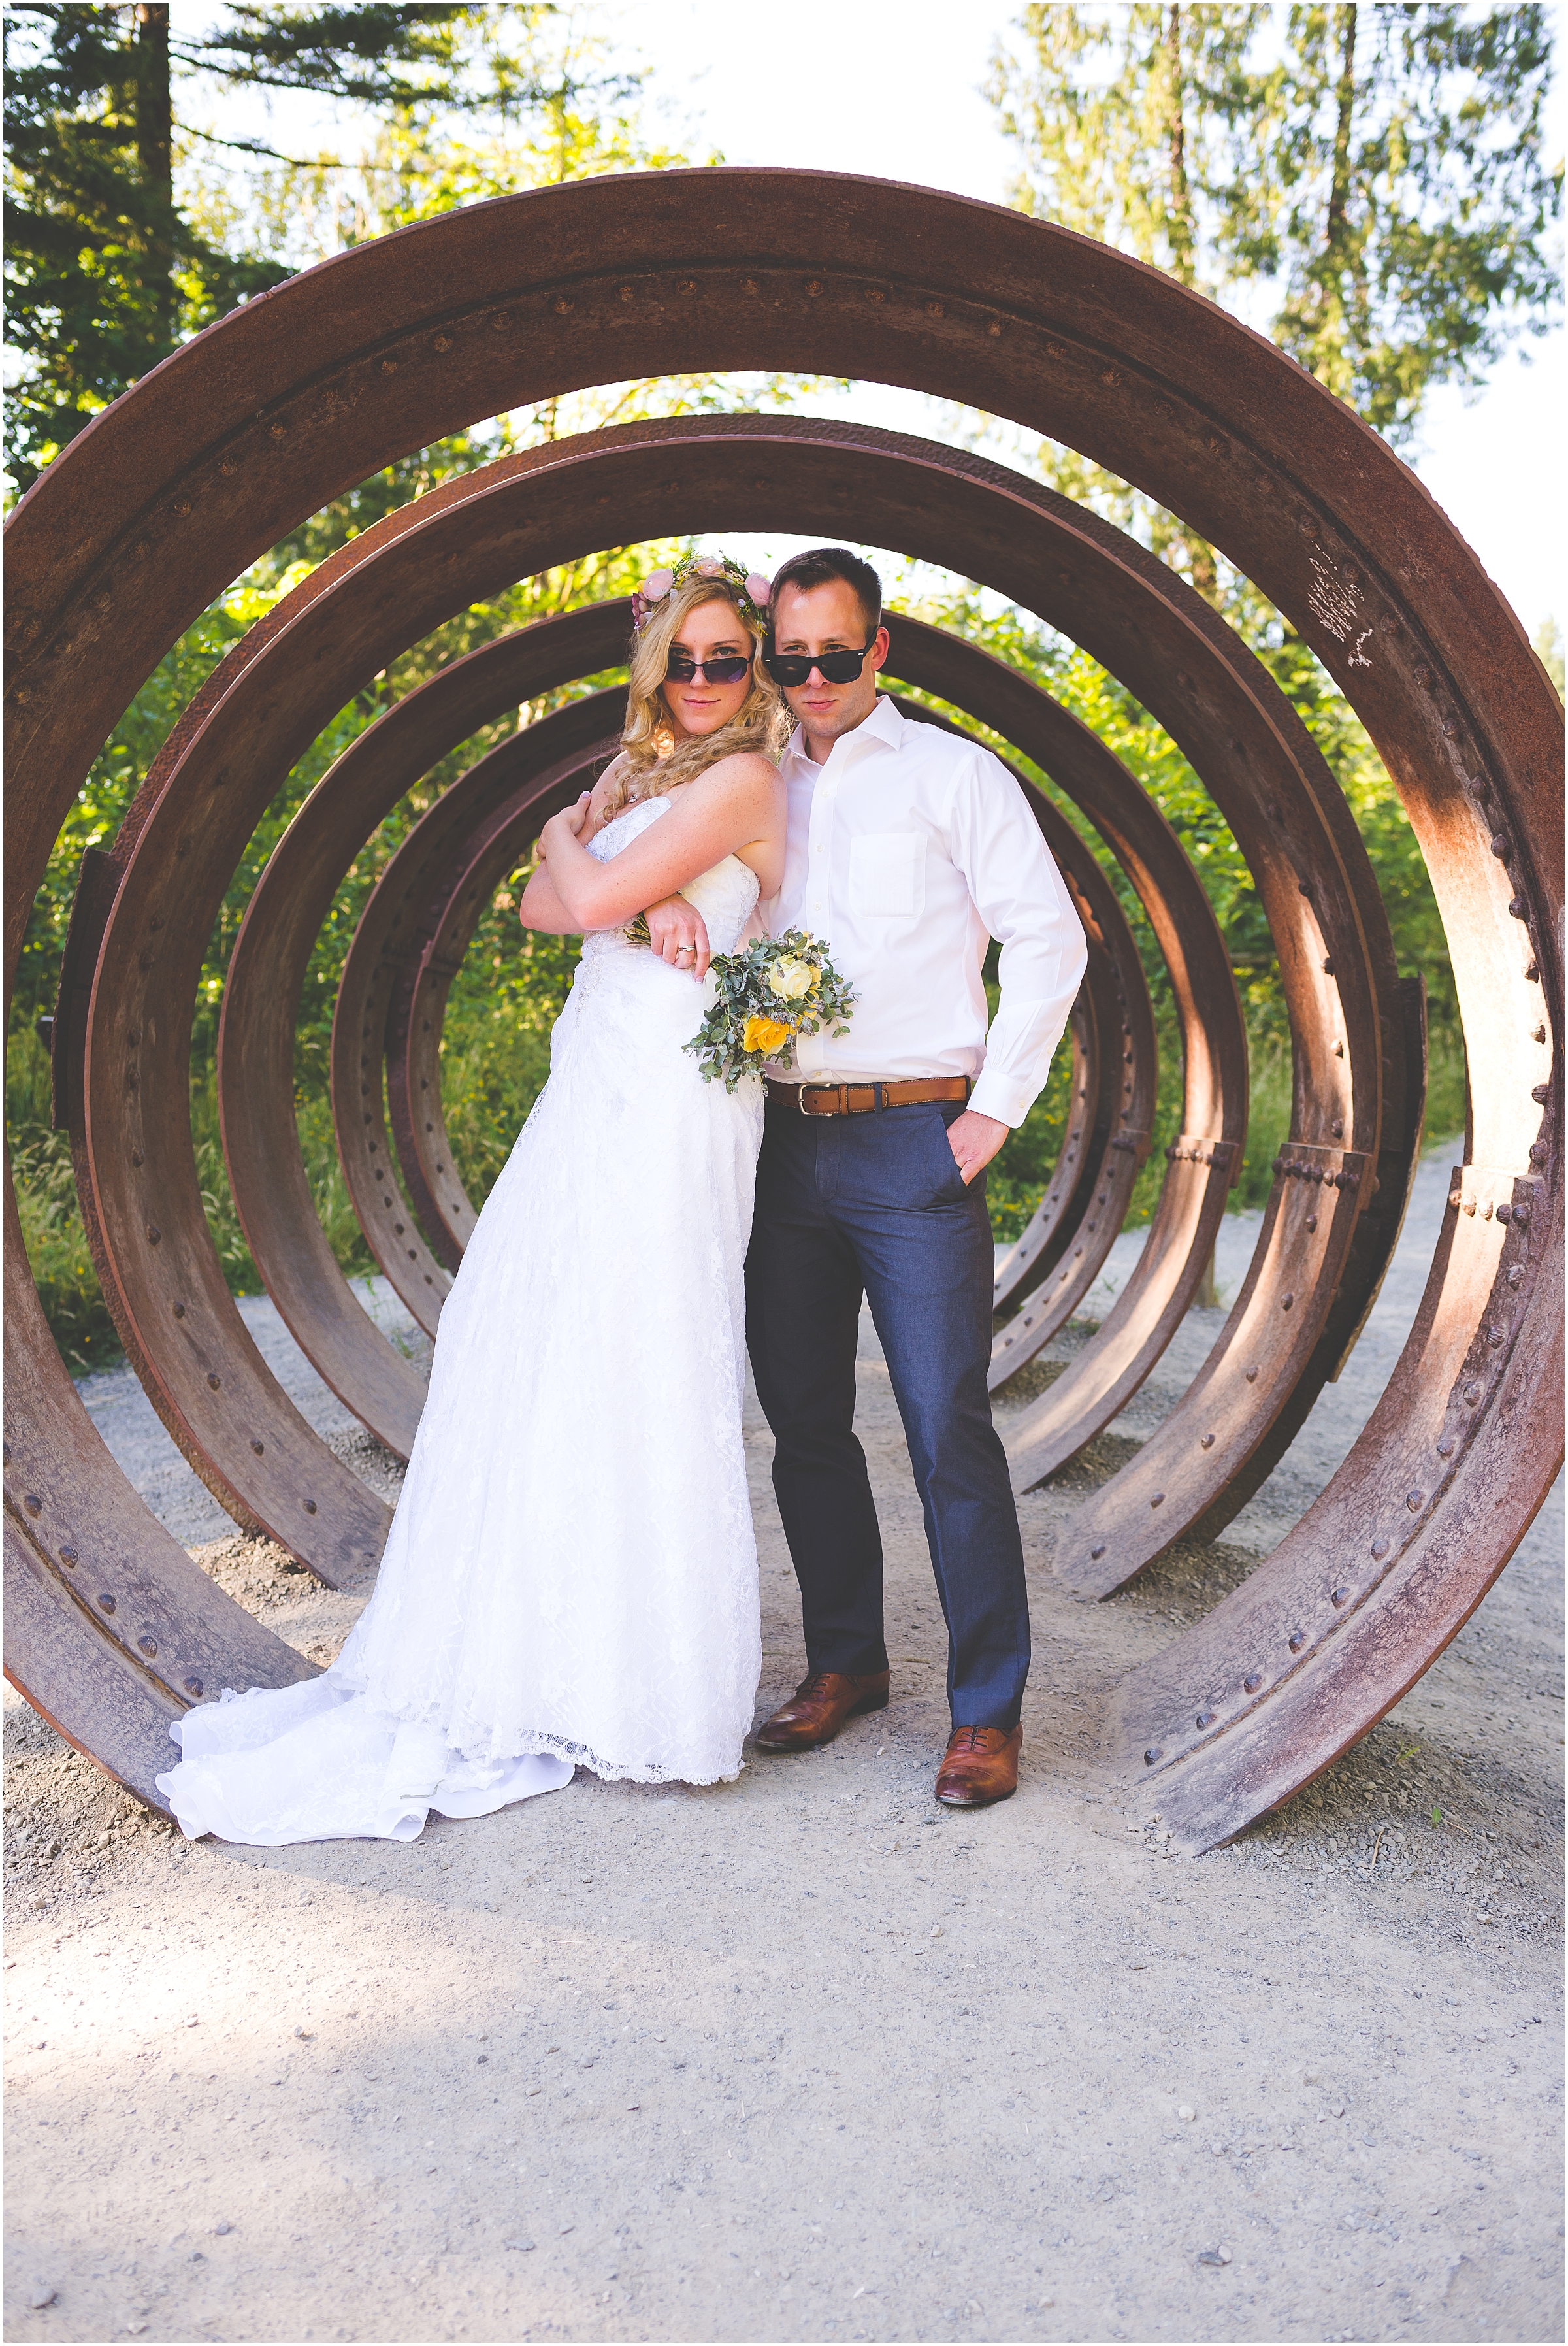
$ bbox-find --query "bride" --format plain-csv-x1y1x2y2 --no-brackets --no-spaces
157,558,789,1843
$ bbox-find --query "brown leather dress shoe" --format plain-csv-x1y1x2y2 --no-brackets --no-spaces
754,1670,890,1753
934,1724,1022,1807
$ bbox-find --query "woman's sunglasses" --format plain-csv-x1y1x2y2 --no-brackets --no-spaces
762,640,878,687
664,653,753,684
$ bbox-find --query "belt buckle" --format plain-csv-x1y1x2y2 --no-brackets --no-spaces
798,1083,830,1117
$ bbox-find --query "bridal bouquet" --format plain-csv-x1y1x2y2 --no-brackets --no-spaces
685,929,857,1093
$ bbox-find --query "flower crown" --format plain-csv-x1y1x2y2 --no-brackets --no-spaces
631,553,772,638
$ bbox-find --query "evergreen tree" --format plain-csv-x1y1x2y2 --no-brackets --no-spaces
3,3,565,488
989,2,1560,441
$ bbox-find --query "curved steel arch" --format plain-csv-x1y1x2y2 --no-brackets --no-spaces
218,653,629,1446
4,173,1558,1850
65,416,1390,1594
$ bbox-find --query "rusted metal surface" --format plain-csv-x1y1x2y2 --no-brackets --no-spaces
382,731,620,1270
325,697,622,1333
2,1183,317,1811
6,1517,186,1806
985,933,1133,1385
1183,976,1428,1549
218,623,627,1448
3,173,1557,1847
46,848,122,1138
1111,1166,1559,1852
993,1002,1101,1312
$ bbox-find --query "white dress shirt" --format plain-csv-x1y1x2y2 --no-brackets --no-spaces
760,697,1087,1128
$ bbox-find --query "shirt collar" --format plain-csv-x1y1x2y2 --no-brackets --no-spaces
782,693,905,778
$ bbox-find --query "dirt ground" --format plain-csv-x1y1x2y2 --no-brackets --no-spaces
5,1156,1563,2345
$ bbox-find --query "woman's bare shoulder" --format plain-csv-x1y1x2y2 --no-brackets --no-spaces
686,748,783,797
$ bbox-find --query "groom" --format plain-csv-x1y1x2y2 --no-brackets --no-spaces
737,548,1085,1807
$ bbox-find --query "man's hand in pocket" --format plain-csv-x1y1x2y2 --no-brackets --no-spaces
945,1110,1009,1184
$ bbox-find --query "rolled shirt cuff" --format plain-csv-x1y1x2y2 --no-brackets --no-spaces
968,1070,1034,1129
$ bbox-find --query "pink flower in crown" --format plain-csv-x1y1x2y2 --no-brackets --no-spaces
693,557,725,577
642,567,675,600
746,573,771,610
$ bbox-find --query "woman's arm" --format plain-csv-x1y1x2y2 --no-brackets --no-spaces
517,758,629,936
538,755,785,931
517,863,580,935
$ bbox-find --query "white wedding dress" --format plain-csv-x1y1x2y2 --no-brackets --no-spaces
157,795,765,1843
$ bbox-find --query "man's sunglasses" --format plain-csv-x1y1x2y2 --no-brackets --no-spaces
762,639,879,687
664,653,753,684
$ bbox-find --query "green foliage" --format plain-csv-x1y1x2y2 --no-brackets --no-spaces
990,2,1561,443
1254,5,1561,436
2,3,653,489
3,3,285,487
7,1028,120,1372
987,3,1267,290
205,10,693,268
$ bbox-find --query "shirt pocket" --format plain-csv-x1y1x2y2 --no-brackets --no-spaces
848,831,926,920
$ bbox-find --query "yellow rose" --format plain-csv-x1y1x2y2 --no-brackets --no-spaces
767,955,819,1002
743,1014,794,1055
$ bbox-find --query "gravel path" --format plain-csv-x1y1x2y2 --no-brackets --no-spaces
5,1153,1562,2344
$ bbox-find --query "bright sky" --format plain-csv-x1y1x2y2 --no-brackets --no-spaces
634,0,1565,643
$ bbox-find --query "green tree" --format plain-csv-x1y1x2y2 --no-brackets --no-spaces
3,3,575,489
205,8,676,264
987,3,1267,289
1250,5,1560,435
990,2,1560,441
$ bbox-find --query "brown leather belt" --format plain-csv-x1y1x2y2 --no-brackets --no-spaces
764,1076,972,1118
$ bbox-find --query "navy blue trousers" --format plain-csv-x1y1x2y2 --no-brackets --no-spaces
745,1095,1030,1732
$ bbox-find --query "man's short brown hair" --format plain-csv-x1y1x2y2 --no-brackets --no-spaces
767,546,883,640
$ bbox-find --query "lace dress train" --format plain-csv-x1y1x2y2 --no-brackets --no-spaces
157,797,765,1843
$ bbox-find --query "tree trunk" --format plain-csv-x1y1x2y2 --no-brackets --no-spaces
1165,3,1195,287
135,2,176,357
1324,3,1358,254
1162,3,1217,598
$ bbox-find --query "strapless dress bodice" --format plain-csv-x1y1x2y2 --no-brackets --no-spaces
580,793,760,963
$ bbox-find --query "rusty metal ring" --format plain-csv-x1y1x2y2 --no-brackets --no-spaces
219,653,627,1442
4,173,1557,1851
69,416,1396,1603
359,722,622,1312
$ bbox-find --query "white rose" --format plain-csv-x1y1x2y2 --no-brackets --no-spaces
768,955,818,1002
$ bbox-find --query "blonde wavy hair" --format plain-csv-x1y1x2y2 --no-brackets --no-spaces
598,574,789,823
